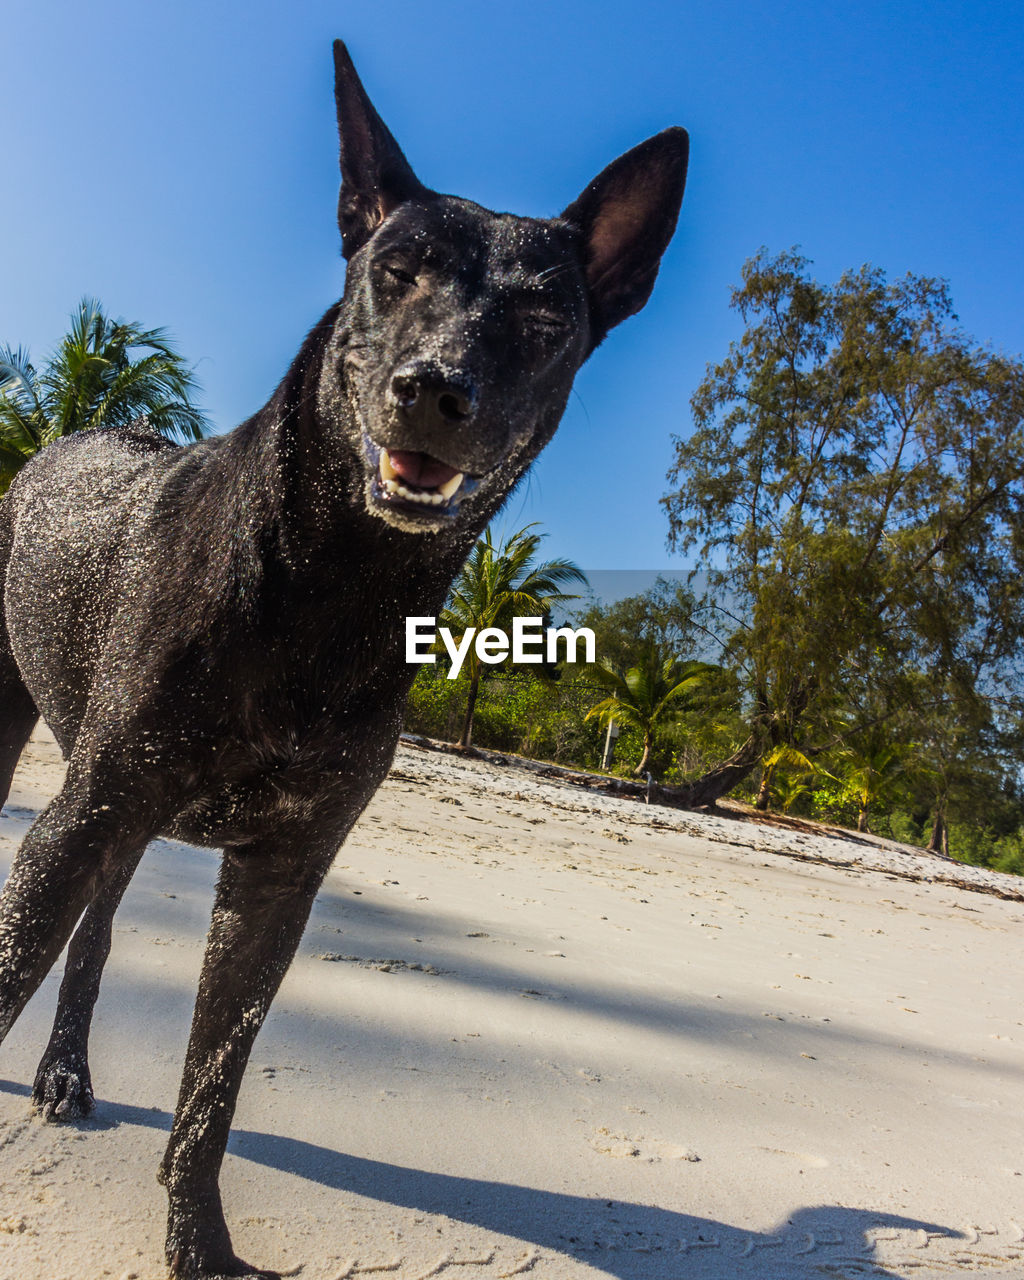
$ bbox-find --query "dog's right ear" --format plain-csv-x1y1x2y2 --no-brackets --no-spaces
333,41,427,259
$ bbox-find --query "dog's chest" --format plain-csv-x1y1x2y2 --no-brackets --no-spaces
168,679,404,847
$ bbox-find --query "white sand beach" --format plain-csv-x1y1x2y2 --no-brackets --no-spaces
1,723,1022,1280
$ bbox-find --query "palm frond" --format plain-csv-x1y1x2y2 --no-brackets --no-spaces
1,297,209,463
761,743,816,773
0,345,39,403
0,395,45,454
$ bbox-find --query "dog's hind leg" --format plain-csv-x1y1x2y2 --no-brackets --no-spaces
32,850,140,1119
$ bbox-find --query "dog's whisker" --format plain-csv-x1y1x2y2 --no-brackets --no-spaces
535,262,574,285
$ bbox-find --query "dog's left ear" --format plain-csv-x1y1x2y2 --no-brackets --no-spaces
562,127,688,348
334,40,428,259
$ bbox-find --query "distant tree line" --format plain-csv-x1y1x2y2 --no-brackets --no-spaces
406,251,1024,876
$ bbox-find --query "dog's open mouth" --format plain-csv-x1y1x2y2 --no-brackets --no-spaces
365,438,478,522
379,449,464,507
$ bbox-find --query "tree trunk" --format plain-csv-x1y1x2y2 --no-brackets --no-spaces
857,807,869,832
754,768,772,811
633,732,653,777
457,671,481,749
927,809,949,857
658,735,763,808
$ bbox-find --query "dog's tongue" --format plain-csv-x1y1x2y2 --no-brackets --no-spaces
387,450,460,489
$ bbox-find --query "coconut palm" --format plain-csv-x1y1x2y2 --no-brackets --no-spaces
0,298,207,493
586,645,715,777
839,732,918,832
441,524,588,748
773,768,816,815
754,743,816,811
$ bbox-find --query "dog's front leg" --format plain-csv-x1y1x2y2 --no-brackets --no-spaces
159,830,341,1280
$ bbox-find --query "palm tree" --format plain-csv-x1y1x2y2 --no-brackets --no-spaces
441,524,588,749
839,733,916,832
0,298,207,493
586,644,715,777
754,743,817,811
773,767,816,815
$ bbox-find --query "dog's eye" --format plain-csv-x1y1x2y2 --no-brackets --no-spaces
379,262,418,287
526,312,569,336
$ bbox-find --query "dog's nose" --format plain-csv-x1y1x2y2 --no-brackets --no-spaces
390,367,477,428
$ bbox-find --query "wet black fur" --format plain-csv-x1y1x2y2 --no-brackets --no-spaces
0,41,686,1280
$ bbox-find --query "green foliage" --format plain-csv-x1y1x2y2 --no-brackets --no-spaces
831,723,923,831
571,579,747,781
404,572,746,784
661,249,1024,819
756,743,820,812
438,524,588,748
403,664,605,765
0,299,207,492
586,645,718,778
574,577,701,672
991,834,1024,877
403,664,467,742
772,770,815,814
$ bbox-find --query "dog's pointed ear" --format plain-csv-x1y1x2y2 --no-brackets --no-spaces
561,127,688,347
333,40,427,259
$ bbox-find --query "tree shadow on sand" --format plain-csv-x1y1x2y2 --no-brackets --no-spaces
0,1078,982,1279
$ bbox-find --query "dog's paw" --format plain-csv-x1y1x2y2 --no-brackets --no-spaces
179,1270,282,1280
31,1058,95,1122
169,1253,282,1280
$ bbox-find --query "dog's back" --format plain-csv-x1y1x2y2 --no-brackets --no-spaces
1,427,180,758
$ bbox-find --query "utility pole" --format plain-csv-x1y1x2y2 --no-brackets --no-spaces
601,719,620,770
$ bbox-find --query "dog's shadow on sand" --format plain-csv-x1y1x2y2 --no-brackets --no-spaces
1,1079,970,1279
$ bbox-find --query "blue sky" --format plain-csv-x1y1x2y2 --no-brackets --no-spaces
3,0,1022,572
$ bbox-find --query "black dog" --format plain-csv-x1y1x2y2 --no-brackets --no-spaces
0,41,686,1280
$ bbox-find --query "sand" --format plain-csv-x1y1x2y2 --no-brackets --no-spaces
1,723,1022,1280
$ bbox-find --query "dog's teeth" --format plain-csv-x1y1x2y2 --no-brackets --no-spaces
380,449,398,481
438,472,464,500
380,473,458,507
381,478,447,506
